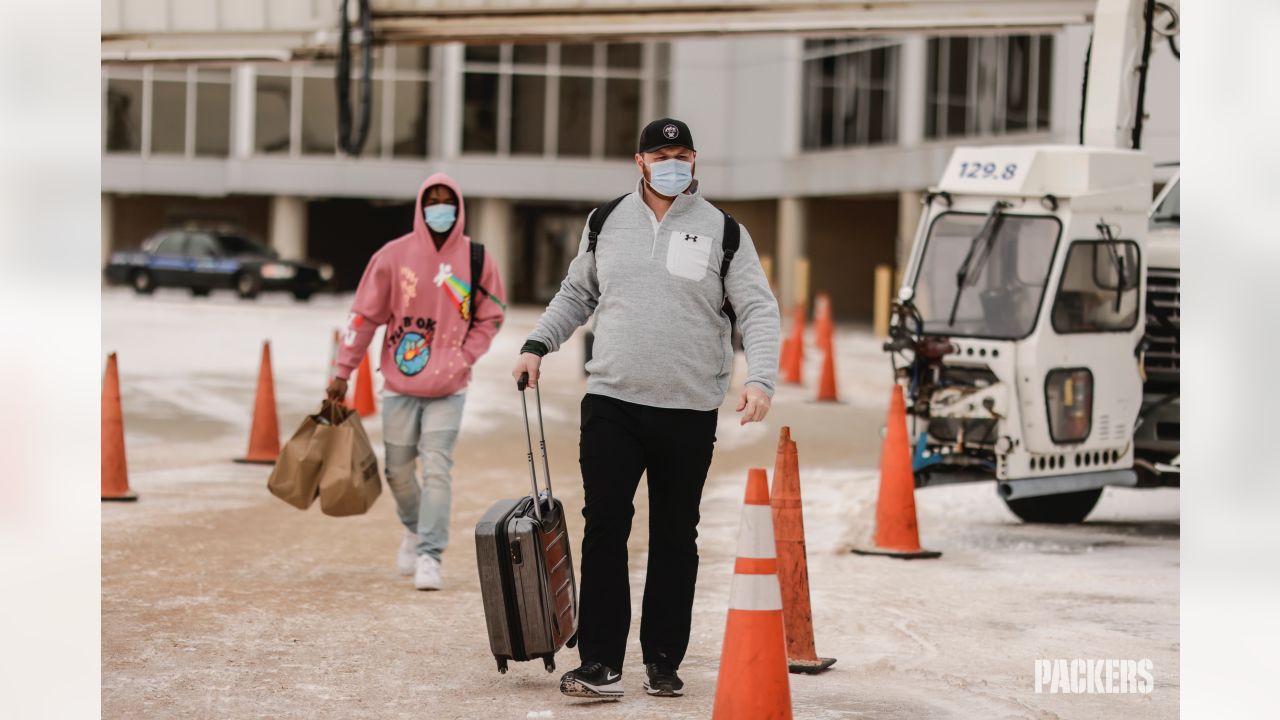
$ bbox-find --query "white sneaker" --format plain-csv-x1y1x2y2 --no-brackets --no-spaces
397,531,417,576
414,554,442,591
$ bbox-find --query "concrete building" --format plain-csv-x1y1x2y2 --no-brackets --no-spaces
101,20,1179,321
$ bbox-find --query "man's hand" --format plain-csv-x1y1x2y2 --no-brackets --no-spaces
326,377,348,404
512,353,543,389
736,385,771,425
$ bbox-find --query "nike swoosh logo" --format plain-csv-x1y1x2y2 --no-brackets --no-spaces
605,673,620,682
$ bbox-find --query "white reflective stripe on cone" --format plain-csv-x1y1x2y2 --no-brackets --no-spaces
729,573,783,612
736,505,777,559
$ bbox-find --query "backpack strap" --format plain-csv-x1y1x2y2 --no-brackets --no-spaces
719,210,741,327
468,241,485,328
587,194,630,253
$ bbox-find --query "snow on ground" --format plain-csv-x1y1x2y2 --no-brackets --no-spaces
102,288,1179,719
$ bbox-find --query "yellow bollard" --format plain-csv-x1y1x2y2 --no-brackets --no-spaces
874,264,892,339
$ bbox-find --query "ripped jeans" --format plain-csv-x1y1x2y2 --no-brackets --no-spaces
380,391,466,561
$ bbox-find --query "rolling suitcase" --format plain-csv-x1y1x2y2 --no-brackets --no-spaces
475,372,579,674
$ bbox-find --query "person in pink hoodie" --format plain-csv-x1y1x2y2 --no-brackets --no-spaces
326,173,506,591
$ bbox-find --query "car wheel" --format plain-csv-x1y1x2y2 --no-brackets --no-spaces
131,269,155,295
235,272,262,299
191,287,211,297
291,289,314,302
1003,488,1103,524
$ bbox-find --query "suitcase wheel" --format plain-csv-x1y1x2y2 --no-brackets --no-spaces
497,658,509,674
566,632,577,649
544,658,556,674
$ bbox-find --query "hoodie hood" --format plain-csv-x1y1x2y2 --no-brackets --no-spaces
413,172,468,251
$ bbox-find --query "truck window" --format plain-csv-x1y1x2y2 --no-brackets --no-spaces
1051,240,1141,333
913,212,1060,340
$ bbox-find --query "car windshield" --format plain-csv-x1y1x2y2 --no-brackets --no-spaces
912,212,1061,339
216,234,274,257
1150,177,1179,227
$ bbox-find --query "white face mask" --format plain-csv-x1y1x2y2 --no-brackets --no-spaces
646,158,694,197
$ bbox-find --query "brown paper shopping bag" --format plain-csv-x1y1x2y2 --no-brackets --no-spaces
266,403,342,510
318,405,382,517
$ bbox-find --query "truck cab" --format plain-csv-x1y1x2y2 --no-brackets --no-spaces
889,145,1153,522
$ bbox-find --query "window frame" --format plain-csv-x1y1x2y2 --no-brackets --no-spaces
1049,239,1144,335
925,34,1053,140
801,37,901,151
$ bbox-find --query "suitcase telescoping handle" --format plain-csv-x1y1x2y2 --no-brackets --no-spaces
517,371,554,523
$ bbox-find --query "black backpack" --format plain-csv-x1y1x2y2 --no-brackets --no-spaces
468,241,487,328
586,194,741,325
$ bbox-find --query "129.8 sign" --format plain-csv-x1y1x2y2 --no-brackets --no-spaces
958,162,1019,181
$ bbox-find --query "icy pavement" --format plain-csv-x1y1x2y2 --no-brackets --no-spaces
102,288,1178,719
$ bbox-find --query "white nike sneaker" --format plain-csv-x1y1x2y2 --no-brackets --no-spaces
397,531,417,576
414,554,443,591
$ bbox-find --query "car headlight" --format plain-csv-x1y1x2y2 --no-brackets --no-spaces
261,262,296,280
319,263,334,282
1045,368,1092,443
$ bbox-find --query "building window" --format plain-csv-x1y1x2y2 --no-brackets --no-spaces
194,69,232,157
104,66,231,158
802,38,900,151
462,41,667,159
926,34,1053,139
254,71,293,154
150,70,188,155
105,73,144,153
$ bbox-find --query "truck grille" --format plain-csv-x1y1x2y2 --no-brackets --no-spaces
1144,268,1180,389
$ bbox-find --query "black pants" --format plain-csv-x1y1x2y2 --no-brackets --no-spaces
576,393,718,673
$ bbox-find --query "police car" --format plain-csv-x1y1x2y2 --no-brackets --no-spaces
105,228,333,300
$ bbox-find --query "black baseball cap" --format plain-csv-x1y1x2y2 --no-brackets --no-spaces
637,118,696,154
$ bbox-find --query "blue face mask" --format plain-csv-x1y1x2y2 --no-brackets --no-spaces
424,203,457,233
646,158,693,197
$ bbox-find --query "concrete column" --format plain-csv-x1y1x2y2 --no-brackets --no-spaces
898,36,927,147
466,197,514,294
269,195,307,260
776,196,808,311
101,193,115,267
437,43,464,159
231,65,255,158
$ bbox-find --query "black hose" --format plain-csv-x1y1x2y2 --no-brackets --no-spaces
1131,0,1156,150
336,0,373,156
1078,33,1092,145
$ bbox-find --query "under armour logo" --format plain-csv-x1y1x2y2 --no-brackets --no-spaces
684,234,698,243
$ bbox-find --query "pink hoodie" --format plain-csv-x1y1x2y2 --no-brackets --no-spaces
335,173,506,397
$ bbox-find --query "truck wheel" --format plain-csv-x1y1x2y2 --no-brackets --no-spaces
291,288,314,302
191,287,211,297
235,272,262,299
1003,488,1103,524
131,269,155,295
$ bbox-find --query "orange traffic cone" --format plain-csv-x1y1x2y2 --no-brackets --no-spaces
352,352,377,418
814,293,834,352
102,353,137,502
771,429,835,674
780,306,805,385
852,385,941,559
815,341,839,402
234,341,280,465
328,328,340,389
712,468,793,720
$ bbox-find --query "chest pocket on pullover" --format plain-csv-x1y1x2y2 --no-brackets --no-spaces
665,230,713,281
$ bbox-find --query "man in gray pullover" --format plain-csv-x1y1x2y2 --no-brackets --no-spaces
511,118,780,701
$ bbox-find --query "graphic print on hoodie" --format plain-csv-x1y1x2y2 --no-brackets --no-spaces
335,173,506,397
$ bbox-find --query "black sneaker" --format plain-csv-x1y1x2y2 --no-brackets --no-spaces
559,662,624,700
643,663,684,697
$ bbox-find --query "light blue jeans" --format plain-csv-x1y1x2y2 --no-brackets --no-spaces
381,391,467,561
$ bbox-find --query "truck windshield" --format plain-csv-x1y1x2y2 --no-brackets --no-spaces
912,212,1061,339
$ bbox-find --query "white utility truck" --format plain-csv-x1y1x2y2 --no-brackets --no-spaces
883,0,1178,523
887,146,1164,522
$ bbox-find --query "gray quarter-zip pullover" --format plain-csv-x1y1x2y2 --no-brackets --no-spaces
526,180,780,411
